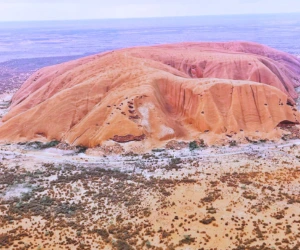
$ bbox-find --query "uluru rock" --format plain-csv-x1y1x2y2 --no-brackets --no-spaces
0,41,300,148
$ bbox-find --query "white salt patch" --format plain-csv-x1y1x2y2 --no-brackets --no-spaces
138,103,154,132
159,125,174,138
47,175,58,182
3,184,32,200
42,148,75,155
4,154,15,160
0,92,13,103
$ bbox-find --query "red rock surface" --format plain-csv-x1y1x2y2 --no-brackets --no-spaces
0,42,300,147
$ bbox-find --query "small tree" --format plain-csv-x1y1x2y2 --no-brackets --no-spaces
189,141,199,151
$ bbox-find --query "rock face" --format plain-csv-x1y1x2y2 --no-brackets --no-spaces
0,41,300,147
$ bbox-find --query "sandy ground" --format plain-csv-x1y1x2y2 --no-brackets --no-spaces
0,139,300,250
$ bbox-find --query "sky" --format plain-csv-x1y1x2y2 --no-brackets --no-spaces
0,0,300,21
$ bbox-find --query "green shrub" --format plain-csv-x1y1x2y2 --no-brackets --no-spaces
42,140,60,148
26,140,59,149
76,146,87,154
189,141,198,151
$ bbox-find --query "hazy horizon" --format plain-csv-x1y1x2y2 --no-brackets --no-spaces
0,0,300,22
0,12,300,23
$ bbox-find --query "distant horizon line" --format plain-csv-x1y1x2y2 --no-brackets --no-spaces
0,12,299,23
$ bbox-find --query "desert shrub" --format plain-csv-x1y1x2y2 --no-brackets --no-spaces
26,140,60,149
42,140,60,148
151,148,165,152
114,240,133,250
179,235,196,245
76,145,87,153
170,158,182,165
165,158,182,170
26,141,43,149
189,141,198,151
